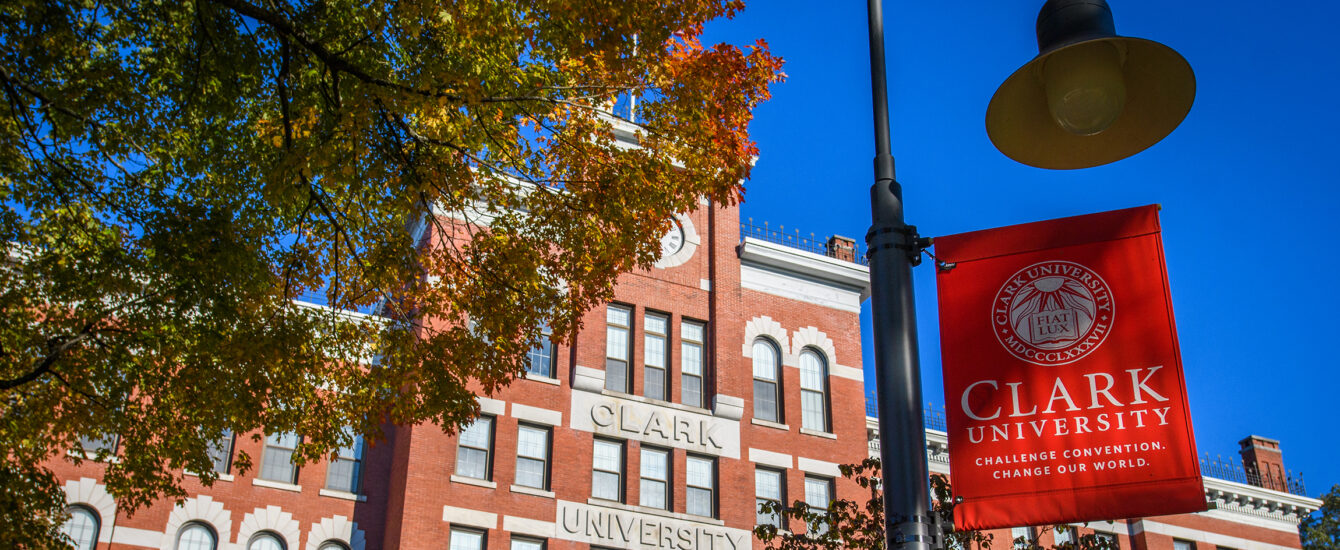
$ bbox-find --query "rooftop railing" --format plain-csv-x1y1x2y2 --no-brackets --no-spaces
741,219,869,266
866,399,947,432
1201,454,1308,496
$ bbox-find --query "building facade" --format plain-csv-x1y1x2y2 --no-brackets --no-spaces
48,194,1322,550
50,194,878,550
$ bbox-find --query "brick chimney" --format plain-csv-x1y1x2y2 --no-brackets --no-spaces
826,235,857,263
1238,435,1288,492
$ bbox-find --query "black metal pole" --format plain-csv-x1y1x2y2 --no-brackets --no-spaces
865,1,935,550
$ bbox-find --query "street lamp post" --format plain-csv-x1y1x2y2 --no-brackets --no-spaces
864,0,934,547
863,1,1194,549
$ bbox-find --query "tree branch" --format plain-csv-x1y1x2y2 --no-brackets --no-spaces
0,330,91,391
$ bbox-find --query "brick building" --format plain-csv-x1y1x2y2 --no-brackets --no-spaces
48,171,1322,549
49,177,879,550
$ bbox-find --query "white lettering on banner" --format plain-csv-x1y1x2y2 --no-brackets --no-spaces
570,391,741,458
959,367,1169,420
555,500,750,550
958,366,1174,446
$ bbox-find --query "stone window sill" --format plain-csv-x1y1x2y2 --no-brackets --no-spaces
510,484,556,499
751,418,790,431
252,478,302,492
523,373,561,386
183,470,235,482
67,450,121,464
319,488,367,502
800,428,837,440
450,475,497,489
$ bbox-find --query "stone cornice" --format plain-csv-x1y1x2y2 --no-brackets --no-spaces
738,237,871,299
1203,476,1322,519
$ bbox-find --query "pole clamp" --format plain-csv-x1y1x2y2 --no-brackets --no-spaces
894,225,933,266
866,224,933,266
888,512,951,550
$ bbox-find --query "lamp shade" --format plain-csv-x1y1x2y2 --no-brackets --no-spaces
986,0,1195,170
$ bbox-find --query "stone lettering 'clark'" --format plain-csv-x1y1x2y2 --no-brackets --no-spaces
591,402,726,450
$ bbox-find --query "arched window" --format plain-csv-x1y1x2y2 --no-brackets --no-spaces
176,522,217,550
317,541,351,550
58,506,99,550
752,339,782,423
247,532,286,550
799,348,829,432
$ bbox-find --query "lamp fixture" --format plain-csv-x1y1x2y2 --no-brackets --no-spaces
986,0,1196,170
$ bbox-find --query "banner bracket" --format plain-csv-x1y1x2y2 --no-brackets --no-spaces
891,225,930,266
916,239,957,272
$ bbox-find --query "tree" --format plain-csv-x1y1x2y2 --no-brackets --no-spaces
1300,485,1340,550
755,458,1119,550
0,0,783,546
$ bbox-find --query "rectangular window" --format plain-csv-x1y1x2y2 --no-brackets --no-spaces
325,427,364,493
206,430,234,474
643,313,668,400
639,447,670,509
1012,527,1034,549
449,527,485,550
1172,540,1193,550
1053,527,1074,546
754,379,779,422
592,439,624,502
804,475,834,535
680,321,706,408
78,434,119,455
755,467,785,528
515,424,551,490
605,305,631,393
260,432,301,484
511,538,545,550
686,455,716,518
1095,533,1118,548
526,323,555,378
455,416,494,480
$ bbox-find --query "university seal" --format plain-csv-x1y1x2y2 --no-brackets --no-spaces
992,260,1113,366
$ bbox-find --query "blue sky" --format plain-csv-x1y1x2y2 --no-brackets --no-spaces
704,1,1340,497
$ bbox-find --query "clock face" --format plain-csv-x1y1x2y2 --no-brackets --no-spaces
660,225,685,256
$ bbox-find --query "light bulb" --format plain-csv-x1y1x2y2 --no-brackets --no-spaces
1043,41,1127,136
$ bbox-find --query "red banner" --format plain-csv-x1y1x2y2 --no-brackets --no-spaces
934,205,1204,530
